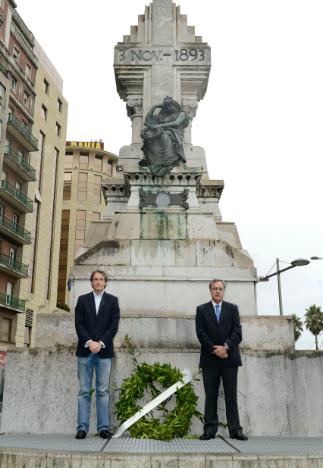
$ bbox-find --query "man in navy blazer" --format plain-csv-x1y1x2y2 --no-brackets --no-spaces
75,269,120,439
195,279,248,441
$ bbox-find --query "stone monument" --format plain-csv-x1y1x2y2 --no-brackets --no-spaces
1,0,322,438
71,0,258,317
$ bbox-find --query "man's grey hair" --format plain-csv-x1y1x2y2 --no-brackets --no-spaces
90,269,108,283
209,279,226,290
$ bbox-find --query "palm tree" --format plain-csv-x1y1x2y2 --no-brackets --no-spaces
304,305,323,350
292,314,303,341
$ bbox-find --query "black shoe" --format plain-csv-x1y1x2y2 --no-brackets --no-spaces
230,430,248,441
75,429,87,439
99,429,112,439
200,432,216,440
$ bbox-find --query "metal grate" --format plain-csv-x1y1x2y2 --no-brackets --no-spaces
25,309,33,328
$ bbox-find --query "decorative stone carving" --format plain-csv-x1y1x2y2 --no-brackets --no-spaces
126,98,143,118
139,188,189,209
197,181,224,200
139,96,190,176
101,181,131,203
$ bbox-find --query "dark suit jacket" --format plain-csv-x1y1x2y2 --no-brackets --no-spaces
75,291,120,358
195,300,242,368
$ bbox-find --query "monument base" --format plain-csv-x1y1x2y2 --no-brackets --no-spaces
1,313,322,437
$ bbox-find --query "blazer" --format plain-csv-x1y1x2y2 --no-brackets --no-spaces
75,291,120,358
195,300,242,368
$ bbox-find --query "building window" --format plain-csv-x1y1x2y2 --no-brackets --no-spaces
9,248,16,268
64,154,73,169
93,175,102,203
56,122,61,136
13,46,20,62
77,173,87,201
23,90,30,107
26,62,32,79
10,76,17,91
63,172,72,201
57,98,62,112
94,155,103,172
44,78,49,94
0,83,5,107
12,213,19,226
108,160,113,176
75,210,86,255
0,317,13,342
38,131,45,192
41,105,47,120
80,154,89,169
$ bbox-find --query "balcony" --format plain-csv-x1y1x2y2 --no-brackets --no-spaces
0,252,28,278
0,292,26,313
7,114,38,151
4,146,36,181
0,179,33,213
0,215,31,245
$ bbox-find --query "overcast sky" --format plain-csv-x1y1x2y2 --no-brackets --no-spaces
16,0,323,348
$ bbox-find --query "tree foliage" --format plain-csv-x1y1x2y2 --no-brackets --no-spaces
304,305,323,350
292,314,303,341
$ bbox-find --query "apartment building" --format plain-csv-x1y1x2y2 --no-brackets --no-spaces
0,1,67,349
57,141,117,306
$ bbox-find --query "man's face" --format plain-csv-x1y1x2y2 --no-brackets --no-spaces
210,281,225,304
91,273,107,293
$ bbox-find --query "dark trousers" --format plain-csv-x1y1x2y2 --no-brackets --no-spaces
202,366,242,435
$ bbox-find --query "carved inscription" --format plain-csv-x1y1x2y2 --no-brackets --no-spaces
116,47,209,65
174,48,205,62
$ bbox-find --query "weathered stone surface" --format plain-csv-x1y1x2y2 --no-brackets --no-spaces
71,454,98,468
47,453,72,468
206,456,233,468
178,456,205,467
151,456,179,468
109,456,151,468
1,346,323,436
34,313,294,352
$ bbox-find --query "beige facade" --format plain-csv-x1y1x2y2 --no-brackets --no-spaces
19,41,68,346
0,1,67,350
57,142,117,306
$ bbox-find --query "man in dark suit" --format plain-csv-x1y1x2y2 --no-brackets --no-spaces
195,279,248,441
75,269,120,440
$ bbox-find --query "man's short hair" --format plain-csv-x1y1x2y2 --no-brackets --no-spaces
209,279,226,290
90,269,108,283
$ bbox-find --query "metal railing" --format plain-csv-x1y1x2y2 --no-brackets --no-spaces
7,113,38,150
4,146,36,180
0,292,26,312
0,252,28,276
0,179,33,211
0,215,31,243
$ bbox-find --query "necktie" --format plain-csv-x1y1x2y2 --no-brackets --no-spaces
215,304,221,322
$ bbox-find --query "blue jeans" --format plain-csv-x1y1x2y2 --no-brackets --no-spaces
77,354,112,432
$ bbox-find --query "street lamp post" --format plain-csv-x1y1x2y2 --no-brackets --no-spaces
259,258,310,316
